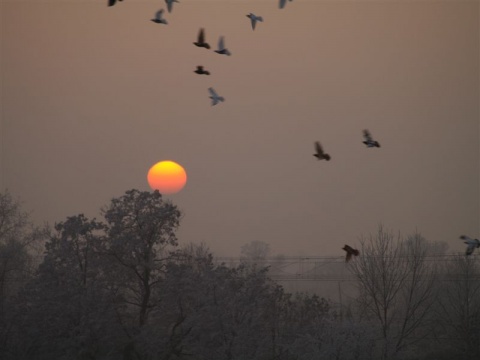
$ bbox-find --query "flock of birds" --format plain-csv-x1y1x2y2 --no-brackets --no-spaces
318,130,381,262
109,0,294,11
106,0,478,262
314,117,475,261
108,0,274,106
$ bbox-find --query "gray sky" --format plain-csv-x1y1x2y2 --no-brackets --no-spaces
1,0,479,257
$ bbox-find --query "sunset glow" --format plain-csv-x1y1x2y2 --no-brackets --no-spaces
147,161,187,194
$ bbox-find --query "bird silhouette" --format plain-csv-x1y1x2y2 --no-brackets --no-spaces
208,88,225,106
194,66,210,75
313,141,331,161
342,245,360,262
194,28,210,49
279,0,293,9
151,9,168,24
246,13,263,30
460,235,480,256
214,36,231,56
108,0,123,6
165,0,179,13
363,129,380,148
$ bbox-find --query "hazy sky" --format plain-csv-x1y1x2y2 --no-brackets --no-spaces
1,0,479,257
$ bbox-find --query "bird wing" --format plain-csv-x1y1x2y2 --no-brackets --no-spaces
155,9,164,19
345,252,352,262
315,141,324,155
108,0,116,6
250,17,256,30
198,28,205,43
363,129,372,141
166,0,172,12
208,87,218,97
460,235,472,242
279,0,286,9
218,36,225,50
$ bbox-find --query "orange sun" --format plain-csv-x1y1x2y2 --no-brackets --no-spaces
147,160,187,194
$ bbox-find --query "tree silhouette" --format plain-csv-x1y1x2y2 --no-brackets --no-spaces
349,225,438,359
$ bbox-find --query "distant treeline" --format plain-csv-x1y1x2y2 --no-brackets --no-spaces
0,190,479,360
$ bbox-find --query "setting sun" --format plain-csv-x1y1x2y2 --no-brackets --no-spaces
147,161,187,194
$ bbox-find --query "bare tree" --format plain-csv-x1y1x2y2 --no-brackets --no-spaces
8,214,118,360
43,214,105,287
433,255,480,359
102,189,182,328
349,225,438,359
0,191,42,322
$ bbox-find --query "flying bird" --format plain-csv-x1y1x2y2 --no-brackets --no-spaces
214,36,231,56
151,9,168,24
342,245,360,262
313,141,331,161
108,0,123,6
194,28,210,49
246,13,263,30
460,235,480,256
194,66,210,75
279,0,293,9
165,0,179,13
363,129,380,148
208,88,225,106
